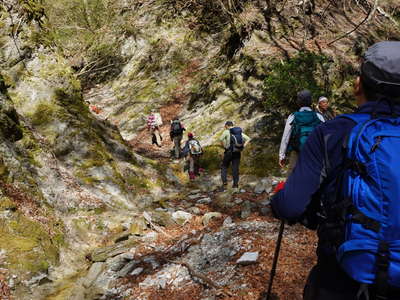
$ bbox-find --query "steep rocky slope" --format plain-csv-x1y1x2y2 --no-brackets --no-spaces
0,0,399,299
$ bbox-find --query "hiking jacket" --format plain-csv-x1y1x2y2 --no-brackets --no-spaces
272,101,400,254
219,128,251,150
279,107,325,161
273,101,400,296
147,113,163,129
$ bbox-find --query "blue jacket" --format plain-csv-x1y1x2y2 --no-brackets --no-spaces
272,101,400,227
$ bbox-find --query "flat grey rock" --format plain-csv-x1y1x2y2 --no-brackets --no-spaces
107,252,134,272
236,252,259,265
130,267,144,276
197,197,212,204
117,260,139,278
188,193,203,200
83,262,104,288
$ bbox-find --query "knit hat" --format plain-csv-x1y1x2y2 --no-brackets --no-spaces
188,132,194,138
297,90,312,107
361,41,400,98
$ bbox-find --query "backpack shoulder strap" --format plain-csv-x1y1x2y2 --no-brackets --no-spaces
337,113,371,124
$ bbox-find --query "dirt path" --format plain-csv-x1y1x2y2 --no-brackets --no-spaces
128,59,202,160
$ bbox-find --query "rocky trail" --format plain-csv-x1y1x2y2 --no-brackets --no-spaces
44,88,319,300
67,175,317,300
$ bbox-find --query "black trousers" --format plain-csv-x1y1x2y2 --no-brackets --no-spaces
221,151,241,186
303,260,400,300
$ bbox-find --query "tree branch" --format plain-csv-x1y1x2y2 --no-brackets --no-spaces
327,0,379,46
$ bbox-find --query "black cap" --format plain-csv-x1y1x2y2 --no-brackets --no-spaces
297,90,312,107
361,41,400,98
225,121,233,127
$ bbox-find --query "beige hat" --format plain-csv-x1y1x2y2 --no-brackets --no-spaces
318,96,328,103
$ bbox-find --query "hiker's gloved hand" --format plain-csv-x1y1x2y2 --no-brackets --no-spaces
273,181,286,194
279,159,286,168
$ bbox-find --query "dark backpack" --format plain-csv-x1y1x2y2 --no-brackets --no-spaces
289,111,321,152
229,127,244,152
171,120,183,135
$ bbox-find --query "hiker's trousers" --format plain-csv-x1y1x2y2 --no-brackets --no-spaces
150,127,162,146
173,134,182,158
221,151,241,186
303,262,400,300
189,154,200,175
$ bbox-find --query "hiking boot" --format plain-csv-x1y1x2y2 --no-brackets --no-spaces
217,184,227,192
189,172,196,180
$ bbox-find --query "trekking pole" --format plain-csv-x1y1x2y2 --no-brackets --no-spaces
263,220,285,300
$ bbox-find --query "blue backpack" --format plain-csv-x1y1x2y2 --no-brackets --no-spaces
289,111,322,152
335,113,400,291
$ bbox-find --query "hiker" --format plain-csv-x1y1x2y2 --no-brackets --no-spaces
278,90,324,174
316,96,336,121
169,118,185,159
147,109,163,147
182,132,203,180
219,121,251,191
271,41,400,300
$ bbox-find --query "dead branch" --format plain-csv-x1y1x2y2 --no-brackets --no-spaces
169,260,234,297
327,0,379,46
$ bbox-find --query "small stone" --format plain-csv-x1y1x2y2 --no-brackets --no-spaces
223,216,234,227
202,212,222,226
254,177,273,194
236,252,259,265
143,232,158,242
234,198,243,205
240,189,246,193
172,211,193,225
197,197,212,204
241,201,252,219
130,267,144,276
188,193,203,200
190,207,201,215
158,278,167,289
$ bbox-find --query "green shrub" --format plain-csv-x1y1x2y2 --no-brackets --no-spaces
200,145,222,172
263,51,331,112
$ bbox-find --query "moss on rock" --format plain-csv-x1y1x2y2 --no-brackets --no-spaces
0,211,61,277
